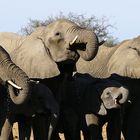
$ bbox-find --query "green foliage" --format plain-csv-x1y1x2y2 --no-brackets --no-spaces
19,12,118,46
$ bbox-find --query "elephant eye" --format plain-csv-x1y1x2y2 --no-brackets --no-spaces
55,32,60,36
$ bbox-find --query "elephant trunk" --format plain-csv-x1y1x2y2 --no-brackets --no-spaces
0,46,30,104
7,62,31,105
9,65,30,104
117,87,129,104
69,28,99,61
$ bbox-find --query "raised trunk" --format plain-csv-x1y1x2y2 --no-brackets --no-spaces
6,61,31,104
75,29,99,61
67,25,99,61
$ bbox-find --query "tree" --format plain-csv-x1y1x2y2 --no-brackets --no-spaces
19,12,118,46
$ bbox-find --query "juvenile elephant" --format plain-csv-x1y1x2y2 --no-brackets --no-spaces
76,35,140,139
10,81,59,140
50,73,129,140
77,74,129,140
0,46,31,140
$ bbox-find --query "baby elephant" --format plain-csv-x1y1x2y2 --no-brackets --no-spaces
74,73,129,140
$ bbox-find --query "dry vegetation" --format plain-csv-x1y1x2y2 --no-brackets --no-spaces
13,123,125,140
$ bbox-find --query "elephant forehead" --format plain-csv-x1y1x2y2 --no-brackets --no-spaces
103,87,120,93
46,19,76,32
108,39,140,78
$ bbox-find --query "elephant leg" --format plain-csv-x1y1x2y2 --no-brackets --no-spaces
32,114,49,140
47,113,59,140
8,131,14,140
122,101,140,140
50,129,61,140
106,109,122,140
0,118,13,140
85,114,103,140
18,115,32,140
62,108,80,140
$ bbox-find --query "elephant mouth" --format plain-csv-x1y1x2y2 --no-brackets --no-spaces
114,94,122,106
102,98,121,109
55,51,79,63
69,42,86,51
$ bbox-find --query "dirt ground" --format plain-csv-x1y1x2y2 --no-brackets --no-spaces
13,122,124,140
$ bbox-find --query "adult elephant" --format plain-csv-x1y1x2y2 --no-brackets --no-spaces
0,18,100,80
76,35,140,140
0,19,101,139
0,46,59,140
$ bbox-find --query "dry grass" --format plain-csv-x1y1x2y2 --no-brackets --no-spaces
12,123,115,140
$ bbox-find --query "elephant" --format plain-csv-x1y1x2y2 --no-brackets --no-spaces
0,46,59,140
76,35,140,140
0,45,31,139
0,18,101,80
0,19,102,139
49,73,129,140
10,81,59,140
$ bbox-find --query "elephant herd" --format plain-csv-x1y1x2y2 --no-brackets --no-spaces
0,18,140,140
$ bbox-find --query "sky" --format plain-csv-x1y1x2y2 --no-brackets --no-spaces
0,0,140,41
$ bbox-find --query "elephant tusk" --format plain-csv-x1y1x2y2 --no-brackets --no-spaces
70,35,78,45
128,100,132,104
7,80,22,90
114,99,117,105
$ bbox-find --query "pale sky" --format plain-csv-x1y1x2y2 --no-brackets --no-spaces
0,0,140,41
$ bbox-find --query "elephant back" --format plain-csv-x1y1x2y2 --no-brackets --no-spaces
0,32,25,54
76,45,117,78
108,37,140,78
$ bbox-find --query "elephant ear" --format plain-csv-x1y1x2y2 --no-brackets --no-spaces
10,37,60,79
108,36,140,78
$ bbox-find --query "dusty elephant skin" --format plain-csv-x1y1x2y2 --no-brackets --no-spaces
76,35,140,140
0,46,59,140
0,18,100,79
0,19,101,139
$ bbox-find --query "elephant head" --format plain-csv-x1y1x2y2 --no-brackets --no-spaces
0,46,31,104
9,19,99,79
39,19,99,62
100,80,129,109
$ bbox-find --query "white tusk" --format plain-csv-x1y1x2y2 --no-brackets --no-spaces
114,99,117,105
70,35,78,45
128,100,132,104
7,80,22,90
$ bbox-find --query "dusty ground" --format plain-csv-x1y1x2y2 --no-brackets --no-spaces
13,123,124,140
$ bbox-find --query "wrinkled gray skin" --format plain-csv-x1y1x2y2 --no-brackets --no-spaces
0,46,31,105
49,73,129,140
0,18,100,79
0,46,58,140
0,46,31,140
0,19,101,139
76,36,140,139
